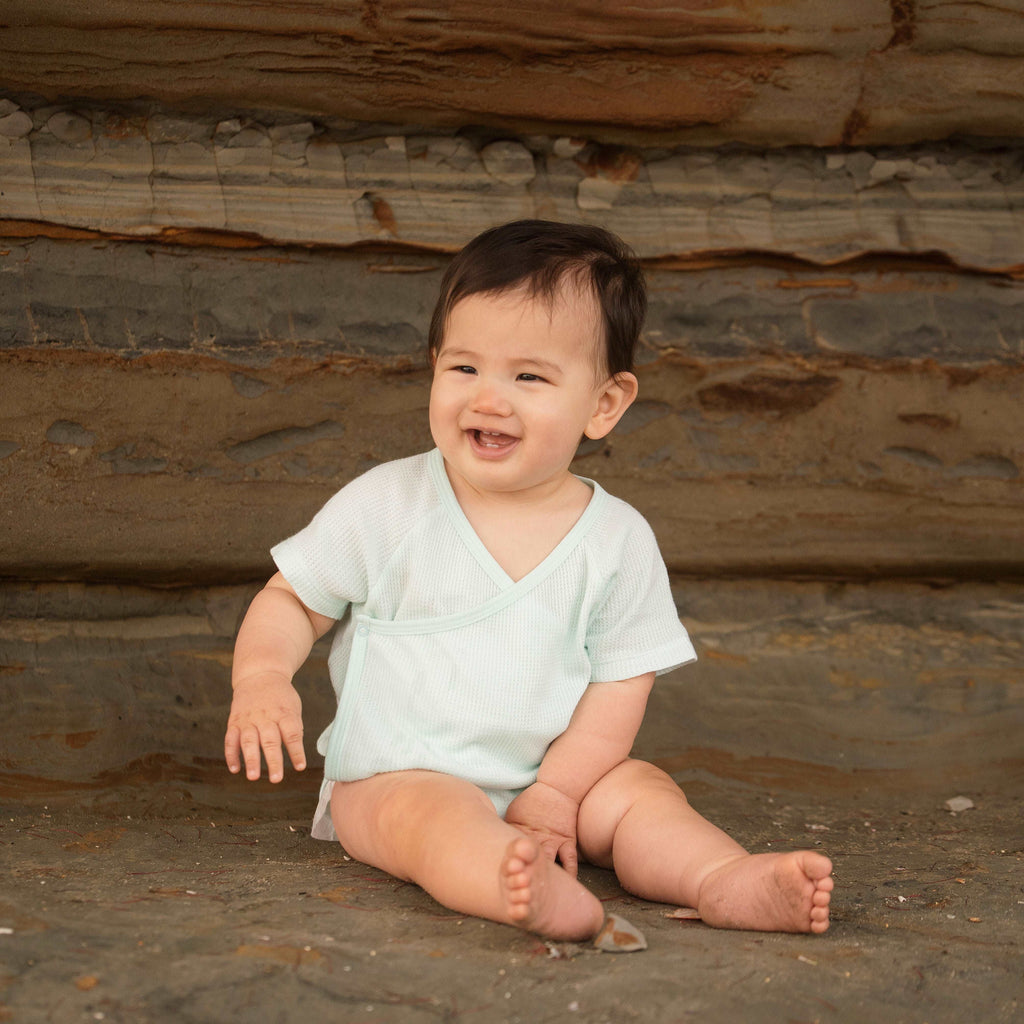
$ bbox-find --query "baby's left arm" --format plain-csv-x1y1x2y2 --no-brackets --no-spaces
504,672,654,876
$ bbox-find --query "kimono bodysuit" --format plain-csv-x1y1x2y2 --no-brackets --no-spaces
271,448,696,840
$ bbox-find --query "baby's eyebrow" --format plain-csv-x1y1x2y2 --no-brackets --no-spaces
437,347,478,362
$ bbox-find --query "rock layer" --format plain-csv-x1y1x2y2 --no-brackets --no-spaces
2,99,1023,270
2,2,1024,145
2,340,1021,582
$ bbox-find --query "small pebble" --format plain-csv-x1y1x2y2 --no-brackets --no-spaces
944,796,974,813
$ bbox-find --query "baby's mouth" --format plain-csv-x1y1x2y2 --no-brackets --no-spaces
472,429,518,450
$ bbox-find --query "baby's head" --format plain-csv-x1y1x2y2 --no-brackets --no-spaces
428,220,646,381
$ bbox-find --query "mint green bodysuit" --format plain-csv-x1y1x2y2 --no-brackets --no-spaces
271,449,696,840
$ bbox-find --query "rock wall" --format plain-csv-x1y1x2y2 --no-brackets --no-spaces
2,243,1024,582
2,99,1022,581
1,4,1022,799
3,1,1024,146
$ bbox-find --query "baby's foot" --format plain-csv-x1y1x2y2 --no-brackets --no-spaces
499,836,604,940
696,850,833,934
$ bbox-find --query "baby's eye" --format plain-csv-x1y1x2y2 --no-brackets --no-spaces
453,365,477,375
516,373,545,383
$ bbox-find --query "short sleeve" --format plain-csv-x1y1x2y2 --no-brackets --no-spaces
584,515,696,683
271,477,376,621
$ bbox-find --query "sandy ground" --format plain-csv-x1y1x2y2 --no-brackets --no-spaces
2,774,1020,1024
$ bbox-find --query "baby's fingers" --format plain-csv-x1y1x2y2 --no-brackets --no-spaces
557,839,579,878
239,723,271,781
224,725,243,775
279,715,306,775
224,720,267,780
251,717,305,783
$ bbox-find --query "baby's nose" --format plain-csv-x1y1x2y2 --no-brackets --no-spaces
470,378,512,416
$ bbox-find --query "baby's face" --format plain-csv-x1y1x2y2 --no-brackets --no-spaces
429,284,611,499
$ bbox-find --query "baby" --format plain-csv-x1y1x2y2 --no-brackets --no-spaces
224,220,833,940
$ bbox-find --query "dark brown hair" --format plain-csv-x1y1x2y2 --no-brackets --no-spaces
427,220,646,378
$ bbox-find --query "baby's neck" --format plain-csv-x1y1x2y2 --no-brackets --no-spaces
450,472,594,582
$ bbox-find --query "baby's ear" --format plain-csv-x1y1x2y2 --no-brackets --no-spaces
585,372,639,440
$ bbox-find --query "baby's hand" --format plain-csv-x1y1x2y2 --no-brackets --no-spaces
224,675,306,783
505,782,580,877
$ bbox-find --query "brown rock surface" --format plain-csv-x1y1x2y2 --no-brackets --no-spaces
2,340,1021,582
3,577,1020,798
2,235,1022,582
2,1,1024,145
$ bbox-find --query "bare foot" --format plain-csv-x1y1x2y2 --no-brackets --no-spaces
696,850,833,934
499,836,604,940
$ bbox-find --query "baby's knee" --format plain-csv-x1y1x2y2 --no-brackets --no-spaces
577,759,686,863
606,758,686,801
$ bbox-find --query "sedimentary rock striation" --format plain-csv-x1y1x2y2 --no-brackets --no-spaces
2,1,1024,146
2,97,1023,270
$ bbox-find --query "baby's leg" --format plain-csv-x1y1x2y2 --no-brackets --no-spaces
330,771,604,940
577,760,832,934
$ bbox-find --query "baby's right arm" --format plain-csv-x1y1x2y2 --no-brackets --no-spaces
224,572,336,783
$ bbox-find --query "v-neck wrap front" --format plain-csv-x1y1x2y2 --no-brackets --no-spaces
271,449,695,835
